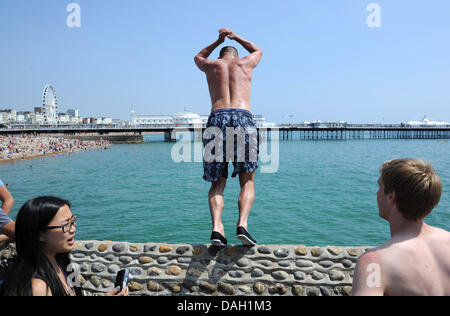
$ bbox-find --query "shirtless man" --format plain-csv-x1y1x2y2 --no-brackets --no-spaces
352,159,450,296
194,28,263,246
0,180,14,215
0,208,15,243
0,179,14,242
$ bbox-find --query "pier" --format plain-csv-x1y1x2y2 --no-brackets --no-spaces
279,126,450,141
1,125,450,142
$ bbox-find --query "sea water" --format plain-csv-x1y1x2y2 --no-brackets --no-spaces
1,137,448,246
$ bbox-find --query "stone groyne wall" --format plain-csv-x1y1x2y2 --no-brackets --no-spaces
0,241,370,296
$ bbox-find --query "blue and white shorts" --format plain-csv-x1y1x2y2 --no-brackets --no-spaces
203,109,259,182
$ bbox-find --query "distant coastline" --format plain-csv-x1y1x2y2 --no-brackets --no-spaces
0,135,111,164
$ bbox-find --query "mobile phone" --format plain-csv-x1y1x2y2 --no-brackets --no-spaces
114,269,133,292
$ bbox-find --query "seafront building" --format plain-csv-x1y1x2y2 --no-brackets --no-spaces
406,116,450,127
302,120,348,128
0,84,116,127
1,106,276,129
130,108,276,128
1,83,275,128
0,107,89,126
2,83,446,129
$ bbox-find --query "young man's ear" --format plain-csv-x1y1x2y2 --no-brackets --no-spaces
388,191,397,204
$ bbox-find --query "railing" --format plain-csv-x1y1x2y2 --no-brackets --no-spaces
1,123,450,132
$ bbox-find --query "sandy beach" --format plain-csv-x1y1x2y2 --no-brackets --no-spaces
0,134,111,164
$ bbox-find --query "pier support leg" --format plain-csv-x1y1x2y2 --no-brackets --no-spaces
165,131,177,142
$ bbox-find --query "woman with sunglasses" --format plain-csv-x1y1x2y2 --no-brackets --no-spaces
0,196,128,296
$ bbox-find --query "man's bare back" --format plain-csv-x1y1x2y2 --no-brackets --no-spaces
353,159,450,296
194,28,262,113
204,58,254,112
366,224,450,296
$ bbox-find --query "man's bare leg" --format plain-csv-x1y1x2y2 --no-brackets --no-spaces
237,171,256,230
0,221,15,242
209,177,227,237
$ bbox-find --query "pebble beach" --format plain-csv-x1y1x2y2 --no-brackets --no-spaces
0,135,111,163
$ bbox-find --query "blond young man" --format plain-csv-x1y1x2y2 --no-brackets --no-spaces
352,158,450,296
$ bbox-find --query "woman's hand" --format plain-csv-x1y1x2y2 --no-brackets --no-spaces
106,286,129,296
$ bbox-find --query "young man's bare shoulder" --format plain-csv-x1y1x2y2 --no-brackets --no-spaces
428,225,450,239
426,226,450,254
366,239,416,270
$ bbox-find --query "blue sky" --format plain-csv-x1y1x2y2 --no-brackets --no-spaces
0,0,449,124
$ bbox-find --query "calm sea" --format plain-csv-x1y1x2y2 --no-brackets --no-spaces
1,136,449,246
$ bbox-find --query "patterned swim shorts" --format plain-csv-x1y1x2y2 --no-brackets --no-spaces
203,109,259,182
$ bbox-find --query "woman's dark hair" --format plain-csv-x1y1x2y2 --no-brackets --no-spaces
0,196,72,296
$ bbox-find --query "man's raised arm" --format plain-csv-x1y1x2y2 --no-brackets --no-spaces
0,184,14,215
221,28,263,67
194,31,226,72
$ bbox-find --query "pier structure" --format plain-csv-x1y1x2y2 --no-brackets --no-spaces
1,125,450,142
279,126,450,141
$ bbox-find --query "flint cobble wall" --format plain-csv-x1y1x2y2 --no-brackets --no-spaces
0,241,371,296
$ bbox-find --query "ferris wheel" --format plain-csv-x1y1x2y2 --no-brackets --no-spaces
42,84,58,125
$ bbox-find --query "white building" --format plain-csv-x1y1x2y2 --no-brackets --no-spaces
407,116,450,127
29,113,45,125
16,112,33,124
58,113,70,124
0,110,16,123
96,117,113,125
0,113,6,123
67,109,79,118
131,108,274,128
131,108,206,127
308,120,347,128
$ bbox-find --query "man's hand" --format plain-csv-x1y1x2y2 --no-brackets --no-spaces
227,32,237,40
217,28,263,68
218,31,227,43
219,28,236,40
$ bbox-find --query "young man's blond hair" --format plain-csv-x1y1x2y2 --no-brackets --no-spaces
380,158,442,221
